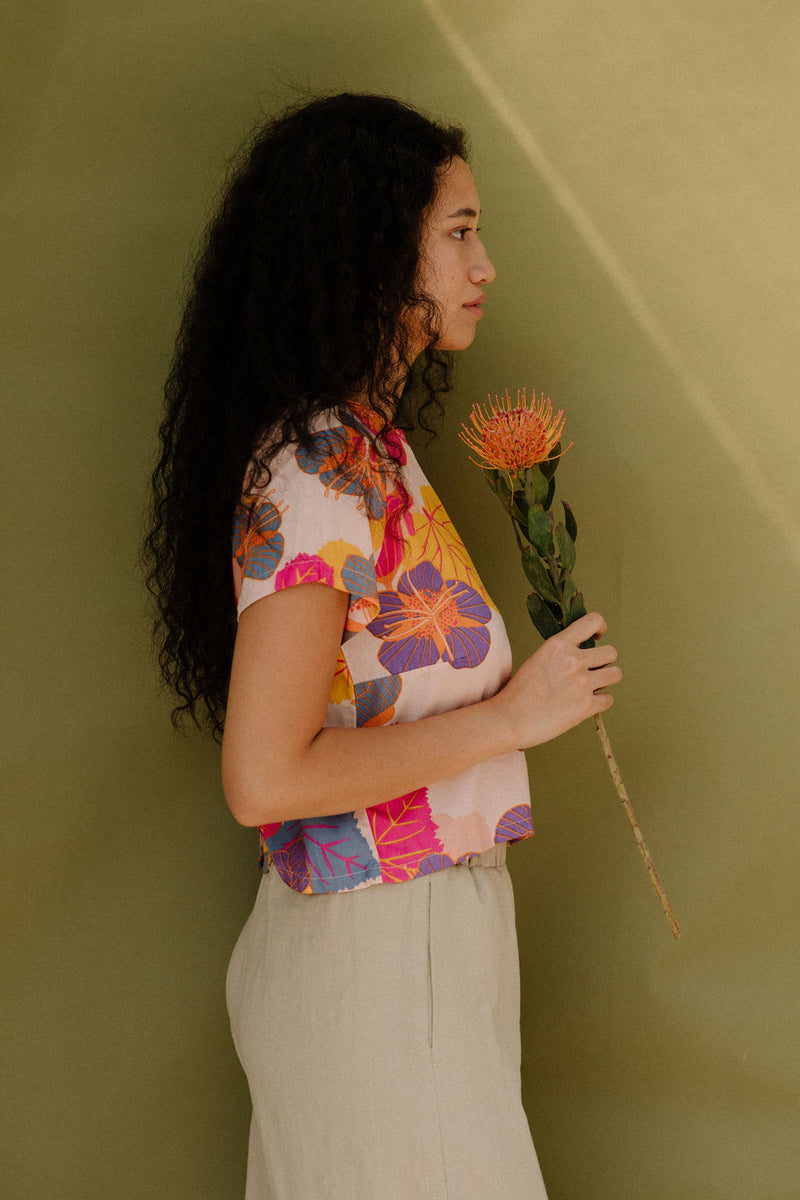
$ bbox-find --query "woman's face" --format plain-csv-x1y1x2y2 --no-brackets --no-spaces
413,156,496,355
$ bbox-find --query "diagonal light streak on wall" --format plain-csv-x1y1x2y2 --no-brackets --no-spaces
418,0,800,565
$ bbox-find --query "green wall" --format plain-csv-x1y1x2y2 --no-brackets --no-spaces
4,2,798,1197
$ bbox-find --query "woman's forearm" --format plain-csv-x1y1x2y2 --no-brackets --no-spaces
226,693,516,826
221,585,619,827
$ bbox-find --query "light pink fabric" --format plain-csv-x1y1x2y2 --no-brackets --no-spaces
232,403,533,893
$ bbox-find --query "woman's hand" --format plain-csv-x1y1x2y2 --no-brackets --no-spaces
491,612,621,750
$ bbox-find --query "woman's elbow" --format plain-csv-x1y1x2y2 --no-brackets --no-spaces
224,790,266,827
221,757,289,827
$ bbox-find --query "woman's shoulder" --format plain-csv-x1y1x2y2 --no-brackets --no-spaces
245,402,408,507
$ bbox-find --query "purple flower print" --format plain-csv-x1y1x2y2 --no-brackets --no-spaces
494,805,534,843
417,853,456,875
366,561,491,674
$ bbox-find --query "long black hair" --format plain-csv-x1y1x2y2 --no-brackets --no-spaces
144,92,469,738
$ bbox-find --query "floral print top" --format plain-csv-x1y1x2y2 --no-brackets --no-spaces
232,402,534,893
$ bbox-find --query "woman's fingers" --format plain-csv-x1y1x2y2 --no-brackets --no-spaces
561,611,608,644
589,664,623,692
498,611,622,748
584,643,619,670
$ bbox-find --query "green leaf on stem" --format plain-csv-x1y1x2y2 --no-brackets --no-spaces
521,546,560,605
511,492,530,534
540,443,562,481
566,588,587,623
555,523,576,574
562,500,577,543
487,468,530,531
485,468,514,515
527,592,564,639
524,466,549,506
566,590,596,648
527,503,555,557
561,574,578,613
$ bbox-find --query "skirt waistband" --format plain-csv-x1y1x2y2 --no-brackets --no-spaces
461,843,507,869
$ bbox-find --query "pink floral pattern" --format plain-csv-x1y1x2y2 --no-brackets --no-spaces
275,552,334,590
367,789,444,883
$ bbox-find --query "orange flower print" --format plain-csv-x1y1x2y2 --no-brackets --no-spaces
296,425,400,519
232,495,285,580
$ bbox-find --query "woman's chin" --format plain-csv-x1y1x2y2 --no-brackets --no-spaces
434,328,478,353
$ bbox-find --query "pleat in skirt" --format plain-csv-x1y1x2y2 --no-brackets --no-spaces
226,843,549,1199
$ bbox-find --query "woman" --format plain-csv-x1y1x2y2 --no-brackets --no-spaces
146,92,620,1199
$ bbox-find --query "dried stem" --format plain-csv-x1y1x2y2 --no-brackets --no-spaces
593,714,681,940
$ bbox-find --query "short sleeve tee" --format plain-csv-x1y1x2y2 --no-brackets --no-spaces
232,402,534,893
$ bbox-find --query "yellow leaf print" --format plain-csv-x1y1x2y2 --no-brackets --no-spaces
318,538,380,631
403,486,495,608
329,648,354,706
317,540,367,586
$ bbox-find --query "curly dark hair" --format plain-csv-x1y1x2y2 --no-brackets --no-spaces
144,92,469,739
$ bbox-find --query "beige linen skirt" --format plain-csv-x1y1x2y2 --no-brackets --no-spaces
226,843,549,1200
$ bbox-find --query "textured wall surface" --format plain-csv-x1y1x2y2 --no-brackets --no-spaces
3,2,798,1197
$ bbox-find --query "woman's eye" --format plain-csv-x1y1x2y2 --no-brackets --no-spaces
451,226,482,241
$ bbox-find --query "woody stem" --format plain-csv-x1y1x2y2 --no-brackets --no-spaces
593,714,681,940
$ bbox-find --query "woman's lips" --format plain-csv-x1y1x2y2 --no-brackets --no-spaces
463,294,486,316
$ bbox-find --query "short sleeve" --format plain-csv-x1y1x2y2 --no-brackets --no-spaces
232,424,382,627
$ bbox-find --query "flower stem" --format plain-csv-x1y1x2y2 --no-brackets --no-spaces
593,714,681,940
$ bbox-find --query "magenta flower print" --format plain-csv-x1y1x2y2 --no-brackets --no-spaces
275,552,334,591
367,788,445,883
232,495,285,580
375,486,415,581
379,423,408,470
342,402,409,469
367,561,491,673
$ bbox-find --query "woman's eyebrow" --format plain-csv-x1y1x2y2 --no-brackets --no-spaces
445,206,479,219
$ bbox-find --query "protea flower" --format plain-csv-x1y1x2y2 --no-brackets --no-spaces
461,387,680,939
459,387,570,477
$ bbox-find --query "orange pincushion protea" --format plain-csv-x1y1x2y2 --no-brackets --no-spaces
459,381,681,939
458,387,570,475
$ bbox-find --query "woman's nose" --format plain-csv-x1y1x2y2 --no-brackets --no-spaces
470,241,496,285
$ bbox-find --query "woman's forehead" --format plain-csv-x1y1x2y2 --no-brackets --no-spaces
432,157,480,218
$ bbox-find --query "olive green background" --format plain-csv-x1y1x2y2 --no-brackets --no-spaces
3,2,799,1197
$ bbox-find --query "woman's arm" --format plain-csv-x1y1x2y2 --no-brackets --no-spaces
221,584,621,826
